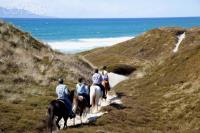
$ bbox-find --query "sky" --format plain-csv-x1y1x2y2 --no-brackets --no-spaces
0,0,200,18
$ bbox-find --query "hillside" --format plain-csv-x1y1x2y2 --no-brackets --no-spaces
0,20,93,133
1,19,200,133
81,28,186,71
77,27,200,133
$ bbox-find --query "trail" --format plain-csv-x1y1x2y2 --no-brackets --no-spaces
57,72,128,130
173,32,186,53
80,55,96,68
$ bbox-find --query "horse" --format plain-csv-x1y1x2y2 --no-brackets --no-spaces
47,91,74,133
72,91,89,124
102,80,110,96
90,85,103,112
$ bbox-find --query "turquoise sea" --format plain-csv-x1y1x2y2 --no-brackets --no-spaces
3,17,200,53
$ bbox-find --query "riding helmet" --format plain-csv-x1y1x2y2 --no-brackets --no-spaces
58,78,64,84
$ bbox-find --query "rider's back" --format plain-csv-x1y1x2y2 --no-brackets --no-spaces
102,70,109,81
92,73,102,84
56,84,69,100
76,83,89,94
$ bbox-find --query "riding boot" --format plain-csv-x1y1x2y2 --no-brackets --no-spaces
69,111,75,119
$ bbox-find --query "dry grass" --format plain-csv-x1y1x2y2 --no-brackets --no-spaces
2,19,200,133
71,27,200,133
0,20,93,133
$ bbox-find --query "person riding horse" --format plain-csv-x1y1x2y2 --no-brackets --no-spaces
101,66,109,80
92,69,106,99
56,78,75,118
76,78,90,107
101,66,110,94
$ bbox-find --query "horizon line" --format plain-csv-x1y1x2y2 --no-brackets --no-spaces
1,16,200,19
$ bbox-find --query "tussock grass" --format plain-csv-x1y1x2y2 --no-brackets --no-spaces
74,27,200,133
2,19,200,133
0,20,93,133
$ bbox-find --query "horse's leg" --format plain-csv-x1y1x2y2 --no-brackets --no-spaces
90,87,95,111
47,105,54,133
95,97,97,111
104,82,108,96
73,117,75,125
90,95,95,113
80,109,83,125
83,108,88,118
105,85,108,96
80,114,82,125
97,91,103,111
97,102,99,111
56,116,61,130
63,117,67,129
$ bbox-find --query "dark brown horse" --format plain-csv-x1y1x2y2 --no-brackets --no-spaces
72,90,89,124
47,90,74,133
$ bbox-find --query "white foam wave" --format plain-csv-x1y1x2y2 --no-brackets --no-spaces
46,37,133,53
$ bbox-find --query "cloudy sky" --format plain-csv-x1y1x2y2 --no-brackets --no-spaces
0,0,199,18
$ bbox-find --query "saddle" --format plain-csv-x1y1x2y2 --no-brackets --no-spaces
57,99,65,105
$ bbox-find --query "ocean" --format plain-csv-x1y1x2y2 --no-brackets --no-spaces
3,17,200,53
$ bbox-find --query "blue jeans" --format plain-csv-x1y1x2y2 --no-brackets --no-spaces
62,98,73,114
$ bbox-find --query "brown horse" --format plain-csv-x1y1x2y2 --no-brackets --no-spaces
102,80,110,96
47,90,74,133
72,91,89,124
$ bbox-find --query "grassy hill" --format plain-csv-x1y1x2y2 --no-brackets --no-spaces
2,19,200,133
0,20,93,133
76,27,200,133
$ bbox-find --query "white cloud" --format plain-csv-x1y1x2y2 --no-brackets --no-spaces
0,0,47,15
0,0,200,18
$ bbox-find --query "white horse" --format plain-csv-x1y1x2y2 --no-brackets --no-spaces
90,85,103,112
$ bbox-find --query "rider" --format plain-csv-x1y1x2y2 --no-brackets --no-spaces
92,68,106,99
101,66,110,91
56,78,75,118
76,77,90,107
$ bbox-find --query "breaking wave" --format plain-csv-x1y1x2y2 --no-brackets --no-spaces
47,36,133,53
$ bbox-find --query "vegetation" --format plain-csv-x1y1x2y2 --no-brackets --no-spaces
76,27,200,133
2,19,200,133
0,20,93,133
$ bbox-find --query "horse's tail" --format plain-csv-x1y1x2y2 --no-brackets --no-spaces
47,104,54,133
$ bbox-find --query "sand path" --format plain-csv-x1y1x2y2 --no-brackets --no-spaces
173,32,186,53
